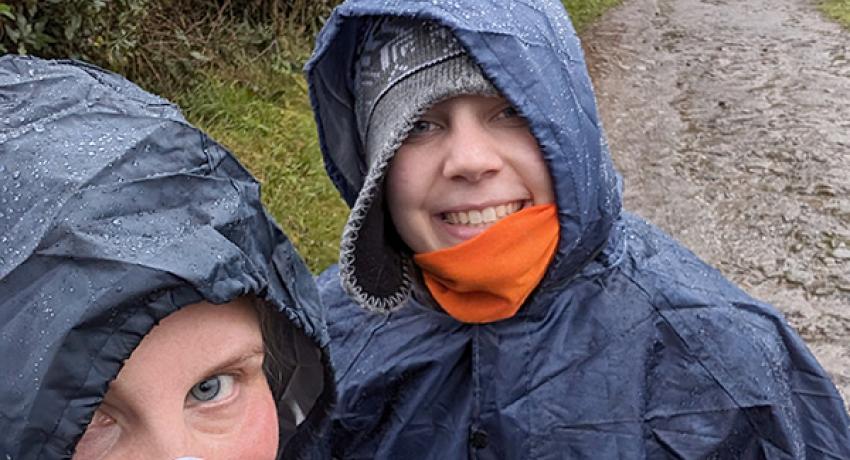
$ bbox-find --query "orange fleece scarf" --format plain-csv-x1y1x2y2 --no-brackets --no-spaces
413,204,559,323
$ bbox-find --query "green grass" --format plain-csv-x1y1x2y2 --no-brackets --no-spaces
174,58,348,273
564,0,624,32
819,0,850,29
175,0,621,273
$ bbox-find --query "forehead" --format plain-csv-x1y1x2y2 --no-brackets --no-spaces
106,299,262,401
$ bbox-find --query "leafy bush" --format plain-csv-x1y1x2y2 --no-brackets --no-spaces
0,0,338,95
1,1,146,64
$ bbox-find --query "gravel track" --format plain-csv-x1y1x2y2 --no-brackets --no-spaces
583,0,850,404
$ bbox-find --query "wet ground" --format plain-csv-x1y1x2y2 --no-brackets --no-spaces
583,0,850,403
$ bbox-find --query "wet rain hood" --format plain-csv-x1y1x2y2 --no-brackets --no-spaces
305,0,850,458
306,0,622,307
0,56,333,459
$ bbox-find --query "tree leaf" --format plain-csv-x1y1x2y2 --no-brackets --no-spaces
5,24,20,41
0,4,14,20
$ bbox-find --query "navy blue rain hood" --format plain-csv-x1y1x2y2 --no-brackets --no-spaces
0,56,333,459
306,0,850,458
308,0,620,297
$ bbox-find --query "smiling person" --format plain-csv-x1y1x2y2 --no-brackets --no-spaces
0,56,333,459
305,0,850,458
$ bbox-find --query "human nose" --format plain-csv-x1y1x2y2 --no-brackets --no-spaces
441,120,504,182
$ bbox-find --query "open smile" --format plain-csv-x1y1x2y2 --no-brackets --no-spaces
441,200,529,227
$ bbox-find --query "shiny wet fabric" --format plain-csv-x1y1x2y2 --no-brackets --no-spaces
0,56,334,459
305,0,850,458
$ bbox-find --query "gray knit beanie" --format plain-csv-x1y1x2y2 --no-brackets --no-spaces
340,17,496,312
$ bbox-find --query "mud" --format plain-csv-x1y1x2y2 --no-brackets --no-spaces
582,0,850,403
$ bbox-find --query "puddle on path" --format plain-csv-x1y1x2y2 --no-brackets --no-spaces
583,0,850,402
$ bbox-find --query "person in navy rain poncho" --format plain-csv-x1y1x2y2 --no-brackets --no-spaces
0,56,334,459
304,0,850,458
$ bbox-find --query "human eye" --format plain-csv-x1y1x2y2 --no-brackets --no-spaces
493,104,529,129
74,409,120,458
407,120,438,137
88,408,117,427
495,105,521,120
187,374,236,404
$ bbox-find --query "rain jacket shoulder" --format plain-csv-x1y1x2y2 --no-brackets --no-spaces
0,56,334,459
305,1,850,458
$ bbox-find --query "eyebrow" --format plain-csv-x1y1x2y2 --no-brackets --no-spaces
199,345,265,378
99,345,266,417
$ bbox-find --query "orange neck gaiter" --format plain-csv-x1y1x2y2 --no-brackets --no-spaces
413,204,559,324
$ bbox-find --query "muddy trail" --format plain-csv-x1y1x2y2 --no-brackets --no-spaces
583,0,850,403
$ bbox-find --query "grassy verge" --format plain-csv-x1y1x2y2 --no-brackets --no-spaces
565,0,624,32
174,56,349,272
177,0,621,273
819,0,850,29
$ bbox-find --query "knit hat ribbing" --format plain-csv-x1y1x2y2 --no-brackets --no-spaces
355,19,493,165
341,17,496,312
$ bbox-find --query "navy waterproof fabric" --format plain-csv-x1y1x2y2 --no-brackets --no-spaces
306,0,850,458
0,56,333,459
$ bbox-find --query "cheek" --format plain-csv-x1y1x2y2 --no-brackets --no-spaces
529,161,555,203
230,386,279,458
386,146,441,208
514,137,555,203
386,155,431,228
202,379,279,459
386,158,420,208
385,165,440,252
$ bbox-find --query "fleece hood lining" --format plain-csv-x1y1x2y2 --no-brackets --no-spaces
306,3,622,313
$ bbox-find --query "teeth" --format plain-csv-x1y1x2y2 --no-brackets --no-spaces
443,201,525,226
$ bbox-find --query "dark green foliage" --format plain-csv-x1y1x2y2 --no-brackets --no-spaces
0,0,339,95
1,1,149,71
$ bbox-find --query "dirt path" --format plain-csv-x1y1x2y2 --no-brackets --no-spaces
582,0,850,404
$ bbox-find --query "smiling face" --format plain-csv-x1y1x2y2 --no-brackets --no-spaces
385,95,555,254
73,298,279,460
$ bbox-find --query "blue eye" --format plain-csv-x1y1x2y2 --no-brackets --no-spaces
189,375,234,402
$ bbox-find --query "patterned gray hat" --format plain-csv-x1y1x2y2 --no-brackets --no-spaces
341,17,496,312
